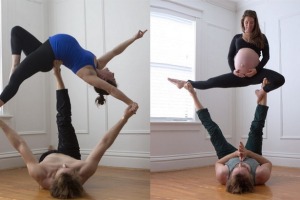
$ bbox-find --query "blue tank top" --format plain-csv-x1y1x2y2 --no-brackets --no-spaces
226,157,259,184
49,34,96,73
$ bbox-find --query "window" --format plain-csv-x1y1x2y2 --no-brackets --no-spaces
150,10,196,121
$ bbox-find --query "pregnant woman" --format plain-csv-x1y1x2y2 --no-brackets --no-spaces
168,10,285,102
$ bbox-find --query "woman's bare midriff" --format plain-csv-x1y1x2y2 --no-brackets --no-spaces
234,48,260,74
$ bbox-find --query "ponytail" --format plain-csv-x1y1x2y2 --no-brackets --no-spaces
94,80,117,106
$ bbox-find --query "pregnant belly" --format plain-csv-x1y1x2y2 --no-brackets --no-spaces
234,48,260,74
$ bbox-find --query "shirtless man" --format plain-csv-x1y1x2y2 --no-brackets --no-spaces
0,65,138,199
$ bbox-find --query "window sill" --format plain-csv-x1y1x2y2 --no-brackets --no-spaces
0,113,13,119
151,121,202,131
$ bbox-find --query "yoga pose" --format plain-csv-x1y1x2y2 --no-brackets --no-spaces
0,26,147,108
168,10,285,101
0,65,138,199
184,78,272,194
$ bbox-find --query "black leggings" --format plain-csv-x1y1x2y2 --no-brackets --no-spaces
188,68,285,93
0,26,55,103
39,89,81,162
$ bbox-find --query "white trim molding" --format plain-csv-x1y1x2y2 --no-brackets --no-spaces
0,148,150,170
0,148,48,170
120,129,150,135
151,152,217,172
81,149,150,169
264,151,300,168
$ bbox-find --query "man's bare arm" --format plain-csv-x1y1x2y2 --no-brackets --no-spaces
79,105,138,181
0,119,45,183
0,120,37,165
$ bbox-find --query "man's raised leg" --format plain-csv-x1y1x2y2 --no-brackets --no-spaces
245,78,269,155
184,82,237,159
54,64,81,160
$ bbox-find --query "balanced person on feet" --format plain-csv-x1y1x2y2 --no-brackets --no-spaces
168,10,284,102
0,26,147,109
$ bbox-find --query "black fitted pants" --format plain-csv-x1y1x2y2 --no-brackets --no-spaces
197,105,269,159
0,26,55,103
39,89,81,162
188,69,285,93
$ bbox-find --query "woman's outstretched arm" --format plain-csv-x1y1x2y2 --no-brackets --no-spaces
97,30,147,69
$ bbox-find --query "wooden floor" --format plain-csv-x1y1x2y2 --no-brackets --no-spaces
151,166,300,200
0,166,150,200
1,165,299,199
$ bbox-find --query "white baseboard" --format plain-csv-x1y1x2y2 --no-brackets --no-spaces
0,149,150,170
1,150,299,171
264,151,300,168
0,148,47,170
150,151,300,172
150,152,217,172
81,149,150,169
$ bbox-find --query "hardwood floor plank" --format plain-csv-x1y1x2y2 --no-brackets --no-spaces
1,165,299,199
0,166,150,200
151,166,300,200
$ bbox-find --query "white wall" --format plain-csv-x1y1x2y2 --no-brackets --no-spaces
150,0,237,172
0,0,51,169
151,0,300,172
47,0,150,169
0,0,150,170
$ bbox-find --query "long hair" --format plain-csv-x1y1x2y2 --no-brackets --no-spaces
241,10,265,49
226,172,255,194
94,79,118,106
50,173,84,199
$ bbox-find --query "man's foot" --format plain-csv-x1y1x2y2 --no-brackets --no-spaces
255,78,268,105
167,78,186,89
53,66,61,77
53,60,63,76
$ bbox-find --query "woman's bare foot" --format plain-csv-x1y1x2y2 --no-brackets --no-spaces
184,82,196,96
167,78,186,89
255,78,268,105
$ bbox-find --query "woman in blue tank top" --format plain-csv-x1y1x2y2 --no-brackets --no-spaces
183,78,272,194
0,26,147,111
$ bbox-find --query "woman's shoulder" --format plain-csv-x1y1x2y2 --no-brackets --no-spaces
261,33,268,40
234,33,243,38
231,34,242,42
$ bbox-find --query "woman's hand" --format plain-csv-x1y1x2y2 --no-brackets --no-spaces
123,102,139,120
233,69,245,78
245,68,257,77
135,30,147,40
130,102,139,114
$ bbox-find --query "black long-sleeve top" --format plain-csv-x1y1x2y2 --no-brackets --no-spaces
227,33,269,73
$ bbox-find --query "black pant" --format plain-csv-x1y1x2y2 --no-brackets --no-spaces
0,26,55,103
188,69,285,93
196,105,269,159
39,89,81,162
